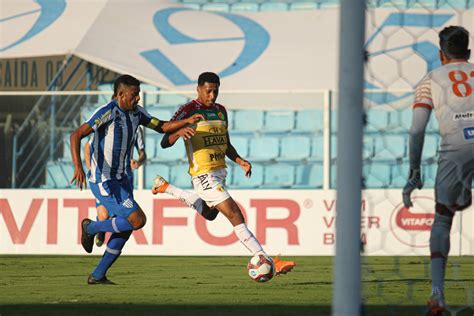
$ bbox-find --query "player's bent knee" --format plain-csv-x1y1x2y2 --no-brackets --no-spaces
435,203,455,218
202,207,219,221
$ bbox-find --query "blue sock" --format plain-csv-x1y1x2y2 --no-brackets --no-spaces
87,217,133,235
92,231,132,280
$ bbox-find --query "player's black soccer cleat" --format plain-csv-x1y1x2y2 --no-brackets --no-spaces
87,274,116,285
81,218,95,253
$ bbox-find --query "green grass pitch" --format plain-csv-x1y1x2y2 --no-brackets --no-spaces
0,256,472,315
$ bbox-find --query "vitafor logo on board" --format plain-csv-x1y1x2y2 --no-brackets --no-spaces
389,197,434,248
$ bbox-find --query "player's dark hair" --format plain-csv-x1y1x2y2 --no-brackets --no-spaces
439,26,470,60
113,74,140,97
198,72,220,86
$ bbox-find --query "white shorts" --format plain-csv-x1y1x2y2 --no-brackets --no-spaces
192,168,231,208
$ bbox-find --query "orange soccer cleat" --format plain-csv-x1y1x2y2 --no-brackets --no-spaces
152,175,169,194
273,256,296,275
426,290,447,316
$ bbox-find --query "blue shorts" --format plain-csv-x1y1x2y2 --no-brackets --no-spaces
95,171,134,208
90,178,139,218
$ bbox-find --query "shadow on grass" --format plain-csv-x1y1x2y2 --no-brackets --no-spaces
1,304,472,316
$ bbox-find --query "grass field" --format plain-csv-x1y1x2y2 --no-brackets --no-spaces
0,256,472,315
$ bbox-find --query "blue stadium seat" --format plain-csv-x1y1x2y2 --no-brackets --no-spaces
146,107,173,120
290,2,319,10
145,135,157,159
319,0,340,9
391,162,410,188
423,135,439,159
263,164,294,188
248,137,279,161
260,2,288,11
233,110,264,133
294,109,323,133
366,109,389,133
154,137,186,162
231,163,263,188
202,3,230,11
364,162,391,188
363,136,374,160
157,93,189,106
231,136,249,157
309,136,324,161
400,107,413,131
293,163,323,188
231,2,259,11
278,136,311,161
373,135,406,161
436,0,465,9
144,163,170,189
263,110,294,133
170,163,192,189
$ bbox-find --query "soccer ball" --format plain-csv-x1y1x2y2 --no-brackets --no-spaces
247,254,274,283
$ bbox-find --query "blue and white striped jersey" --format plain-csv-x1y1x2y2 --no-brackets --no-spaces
86,100,154,183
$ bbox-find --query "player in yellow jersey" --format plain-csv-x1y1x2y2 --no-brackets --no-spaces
152,72,295,275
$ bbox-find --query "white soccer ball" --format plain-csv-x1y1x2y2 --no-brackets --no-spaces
247,254,274,283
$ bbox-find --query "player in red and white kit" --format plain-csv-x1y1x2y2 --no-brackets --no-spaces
402,26,473,315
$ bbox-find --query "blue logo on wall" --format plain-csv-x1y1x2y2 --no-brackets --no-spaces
463,127,474,140
365,12,453,104
0,0,66,52
141,8,270,86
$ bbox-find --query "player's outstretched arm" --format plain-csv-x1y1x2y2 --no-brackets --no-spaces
226,135,252,178
152,113,203,134
70,123,93,190
161,126,197,148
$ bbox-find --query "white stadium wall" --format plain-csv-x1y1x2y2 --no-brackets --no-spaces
0,189,472,256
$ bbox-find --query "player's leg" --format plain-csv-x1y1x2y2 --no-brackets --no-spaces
151,175,219,221
95,204,108,247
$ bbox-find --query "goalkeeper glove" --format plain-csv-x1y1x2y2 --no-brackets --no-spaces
402,169,423,208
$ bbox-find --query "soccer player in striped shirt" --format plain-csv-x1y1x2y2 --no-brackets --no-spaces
70,74,203,284
402,26,473,315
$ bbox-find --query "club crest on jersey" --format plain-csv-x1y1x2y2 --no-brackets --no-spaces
463,127,474,140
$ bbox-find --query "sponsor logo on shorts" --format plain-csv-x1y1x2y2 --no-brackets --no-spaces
122,198,134,208
390,197,434,247
203,134,227,147
463,127,474,140
453,111,474,121
197,174,212,191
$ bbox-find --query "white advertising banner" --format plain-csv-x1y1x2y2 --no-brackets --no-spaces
0,189,472,256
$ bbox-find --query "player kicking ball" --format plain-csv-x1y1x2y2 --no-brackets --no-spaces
151,72,295,276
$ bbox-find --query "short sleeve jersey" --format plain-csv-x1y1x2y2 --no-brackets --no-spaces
414,62,474,150
86,100,155,183
171,100,229,176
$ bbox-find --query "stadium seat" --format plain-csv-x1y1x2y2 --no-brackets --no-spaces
202,3,230,11
157,93,189,106
365,108,389,133
363,162,391,188
144,163,170,189
423,135,439,159
231,2,259,11
260,2,288,11
145,135,157,159
290,2,319,10
263,110,295,133
233,110,264,133
399,106,413,132
319,0,340,9
231,136,249,157
154,137,186,162
372,135,406,161
146,107,173,120
363,135,374,160
231,163,263,188
293,163,323,188
391,162,410,188
170,163,192,189
278,136,311,161
263,164,294,188
309,135,324,161
248,137,279,161
294,109,323,133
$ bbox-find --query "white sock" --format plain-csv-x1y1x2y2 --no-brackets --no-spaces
234,223,267,257
164,183,205,215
